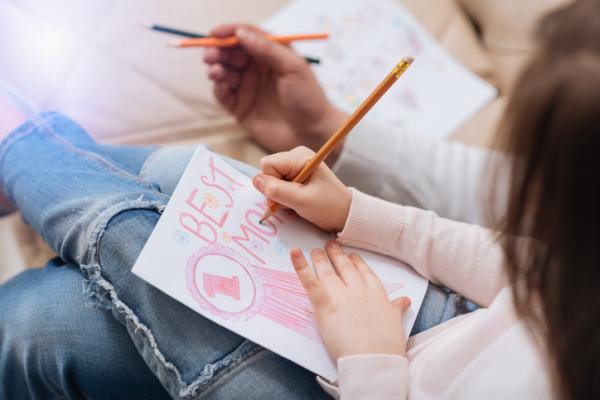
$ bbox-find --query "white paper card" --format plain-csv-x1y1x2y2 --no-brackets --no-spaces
133,147,428,381
264,0,497,138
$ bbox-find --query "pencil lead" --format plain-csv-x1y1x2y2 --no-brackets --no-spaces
167,41,181,48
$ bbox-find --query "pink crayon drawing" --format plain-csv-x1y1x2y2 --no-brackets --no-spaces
186,244,263,320
203,273,241,301
187,244,404,342
254,266,320,341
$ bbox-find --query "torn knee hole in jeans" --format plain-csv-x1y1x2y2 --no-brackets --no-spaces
76,196,192,394
79,196,167,311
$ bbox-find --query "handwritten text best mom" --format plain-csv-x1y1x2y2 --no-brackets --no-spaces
178,155,288,266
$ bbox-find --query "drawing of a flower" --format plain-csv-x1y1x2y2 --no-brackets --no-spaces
250,240,265,253
173,230,190,247
221,232,233,243
203,193,219,209
274,239,289,256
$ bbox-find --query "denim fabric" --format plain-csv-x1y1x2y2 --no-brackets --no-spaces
0,258,170,399
0,113,477,399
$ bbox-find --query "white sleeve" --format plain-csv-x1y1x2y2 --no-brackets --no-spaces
337,355,409,400
332,119,508,227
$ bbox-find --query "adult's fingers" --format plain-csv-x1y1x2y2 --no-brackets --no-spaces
213,82,235,110
203,47,249,71
236,27,304,75
325,241,364,287
210,23,269,38
207,64,242,88
209,24,239,38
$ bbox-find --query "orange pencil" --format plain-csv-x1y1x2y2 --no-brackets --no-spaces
170,33,329,48
259,57,414,224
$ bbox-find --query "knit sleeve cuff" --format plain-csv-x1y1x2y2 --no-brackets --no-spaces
337,189,408,257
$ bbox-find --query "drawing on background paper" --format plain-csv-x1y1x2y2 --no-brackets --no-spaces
133,147,429,381
264,0,497,138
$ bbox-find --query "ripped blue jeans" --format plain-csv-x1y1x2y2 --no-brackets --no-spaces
0,113,477,399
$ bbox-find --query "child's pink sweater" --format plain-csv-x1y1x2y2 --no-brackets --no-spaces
318,189,552,399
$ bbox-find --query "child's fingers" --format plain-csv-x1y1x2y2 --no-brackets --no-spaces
325,241,364,287
348,253,385,290
290,248,329,306
391,296,412,316
260,146,315,180
252,174,309,210
310,248,343,289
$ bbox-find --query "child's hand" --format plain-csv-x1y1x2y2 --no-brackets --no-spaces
252,146,351,232
203,24,347,163
291,241,411,360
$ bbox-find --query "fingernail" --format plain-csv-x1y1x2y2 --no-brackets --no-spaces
290,248,302,259
253,174,264,190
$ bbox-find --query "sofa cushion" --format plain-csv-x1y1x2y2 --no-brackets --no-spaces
457,0,570,91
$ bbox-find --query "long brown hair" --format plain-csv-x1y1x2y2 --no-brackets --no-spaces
493,1,600,398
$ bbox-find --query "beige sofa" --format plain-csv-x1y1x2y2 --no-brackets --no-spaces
0,0,566,283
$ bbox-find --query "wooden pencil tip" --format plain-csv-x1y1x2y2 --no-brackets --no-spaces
259,211,272,224
167,41,181,48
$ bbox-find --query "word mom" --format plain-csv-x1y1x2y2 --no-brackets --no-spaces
179,155,287,265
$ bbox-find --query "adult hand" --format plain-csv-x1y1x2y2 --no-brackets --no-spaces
252,146,351,232
204,24,347,163
291,241,411,360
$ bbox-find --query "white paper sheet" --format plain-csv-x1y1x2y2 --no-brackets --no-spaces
133,147,428,381
263,0,497,138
